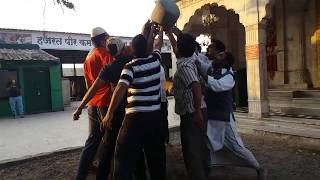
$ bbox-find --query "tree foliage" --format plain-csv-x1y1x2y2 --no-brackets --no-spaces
54,0,75,9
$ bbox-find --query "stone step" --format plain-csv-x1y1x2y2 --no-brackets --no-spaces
291,97,320,107
235,112,320,126
268,92,320,116
268,90,320,99
237,118,319,132
279,107,320,117
268,100,293,107
269,99,320,109
237,122,320,140
293,90,320,98
234,113,320,139
238,117,320,133
268,90,293,100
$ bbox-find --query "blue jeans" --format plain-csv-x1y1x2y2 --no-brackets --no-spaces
76,106,108,180
9,96,24,118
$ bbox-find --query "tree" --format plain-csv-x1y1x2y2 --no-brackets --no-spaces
54,0,74,9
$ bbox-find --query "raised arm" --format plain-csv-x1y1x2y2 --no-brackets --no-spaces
165,31,180,58
207,73,235,92
146,23,156,55
172,26,182,37
142,19,152,39
73,78,106,120
154,26,163,51
195,60,209,82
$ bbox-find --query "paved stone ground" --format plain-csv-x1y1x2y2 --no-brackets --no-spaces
0,132,319,180
0,100,180,163
1,99,320,180
0,108,89,162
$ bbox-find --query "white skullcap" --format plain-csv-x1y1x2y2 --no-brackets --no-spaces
91,27,108,38
107,37,124,56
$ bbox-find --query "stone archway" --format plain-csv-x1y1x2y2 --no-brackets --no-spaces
181,3,248,106
182,3,246,70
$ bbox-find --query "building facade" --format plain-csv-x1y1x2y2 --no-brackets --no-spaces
0,28,173,102
0,44,63,117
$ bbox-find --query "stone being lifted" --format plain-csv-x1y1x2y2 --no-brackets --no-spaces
151,0,180,30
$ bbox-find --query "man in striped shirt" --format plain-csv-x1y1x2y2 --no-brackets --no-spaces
166,27,209,180
101,24,165,180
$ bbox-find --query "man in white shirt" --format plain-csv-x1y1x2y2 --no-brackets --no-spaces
195,42,211,68
197,47,265,180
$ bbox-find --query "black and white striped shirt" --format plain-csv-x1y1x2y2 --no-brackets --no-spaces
119,49,161,114
173,56,206,115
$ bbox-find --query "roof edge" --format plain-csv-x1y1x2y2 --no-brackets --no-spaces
0,44,40,50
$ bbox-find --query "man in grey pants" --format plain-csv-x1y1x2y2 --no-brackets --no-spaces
167,27,209,180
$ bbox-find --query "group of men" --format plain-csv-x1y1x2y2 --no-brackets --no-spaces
73,20,265,180
73,21,167,180
167,27,265,180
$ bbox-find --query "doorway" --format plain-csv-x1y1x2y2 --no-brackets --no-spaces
24,68,51,113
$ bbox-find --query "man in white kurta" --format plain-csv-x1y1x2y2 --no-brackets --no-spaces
196,49,265,180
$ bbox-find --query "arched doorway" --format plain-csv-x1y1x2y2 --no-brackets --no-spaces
182,3,248,107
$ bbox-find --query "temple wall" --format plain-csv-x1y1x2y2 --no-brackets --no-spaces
269,0,318,89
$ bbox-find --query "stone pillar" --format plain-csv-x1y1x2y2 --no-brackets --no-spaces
245,24,269,118
273,0,286,86
285,9,308,88
314,0,320,88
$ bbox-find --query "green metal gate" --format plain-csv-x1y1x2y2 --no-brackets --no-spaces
23,68,51,113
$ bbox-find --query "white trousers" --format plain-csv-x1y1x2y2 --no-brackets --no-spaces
207,113,260,169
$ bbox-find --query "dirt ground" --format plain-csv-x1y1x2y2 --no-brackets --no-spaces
0,133,320,180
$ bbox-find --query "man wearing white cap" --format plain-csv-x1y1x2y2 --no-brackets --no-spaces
73,27,112,180
73,37,137,179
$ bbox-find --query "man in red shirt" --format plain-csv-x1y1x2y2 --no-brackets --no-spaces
73,27,112,180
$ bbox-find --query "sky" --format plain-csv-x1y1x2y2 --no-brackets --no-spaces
0,0,156,37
